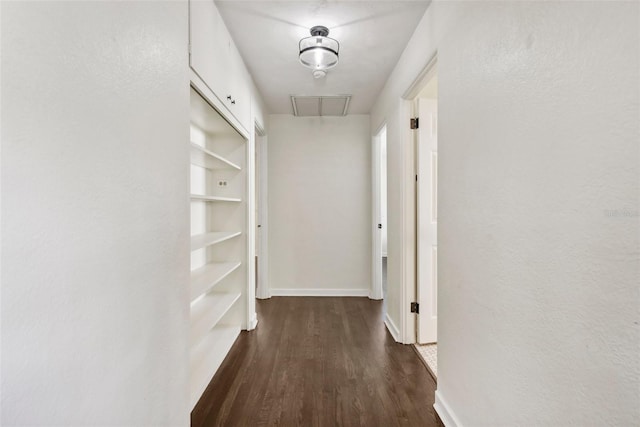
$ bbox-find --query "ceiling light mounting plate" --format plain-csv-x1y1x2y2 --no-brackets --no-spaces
309,25,329,37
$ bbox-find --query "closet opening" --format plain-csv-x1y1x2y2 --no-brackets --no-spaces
189,86,249,408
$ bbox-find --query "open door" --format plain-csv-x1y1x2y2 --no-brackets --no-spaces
416,98,438,344
371,125,387,301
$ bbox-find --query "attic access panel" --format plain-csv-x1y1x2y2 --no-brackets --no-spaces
291,95,351,117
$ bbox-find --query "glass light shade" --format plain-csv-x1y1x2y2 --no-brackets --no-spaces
299,35,339,70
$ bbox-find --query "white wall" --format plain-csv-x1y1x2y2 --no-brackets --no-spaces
372,1,639,425
268,115,371,296
1,2,190,424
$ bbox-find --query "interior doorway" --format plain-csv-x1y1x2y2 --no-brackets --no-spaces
371,124,388,303
410,59,438,378
416,73,438,345
254,124,269,300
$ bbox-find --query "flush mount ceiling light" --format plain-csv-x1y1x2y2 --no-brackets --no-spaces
299,26,339,77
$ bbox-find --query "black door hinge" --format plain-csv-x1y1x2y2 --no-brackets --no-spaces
411,302,420,314
410,117,419,130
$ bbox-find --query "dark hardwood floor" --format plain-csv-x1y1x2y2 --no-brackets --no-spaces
192,297,439,426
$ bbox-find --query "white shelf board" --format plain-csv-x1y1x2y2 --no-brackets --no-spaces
190,261,242,303
190,292,241,346
190,324,240,409
190,142,241,171
190,194,242,202
190,231,241,251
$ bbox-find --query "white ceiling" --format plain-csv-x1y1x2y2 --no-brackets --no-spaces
216,1,431,115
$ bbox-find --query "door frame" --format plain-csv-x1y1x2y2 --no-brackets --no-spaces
400,53,438,344
371,122,387,301
254,122,270,300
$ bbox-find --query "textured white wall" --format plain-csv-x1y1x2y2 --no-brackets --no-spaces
268,115,371,295
372,1,639,424
1,2,191,424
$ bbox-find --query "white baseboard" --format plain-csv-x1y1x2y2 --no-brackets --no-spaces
434,390,463,427
384,313,401,342
270,288,370,297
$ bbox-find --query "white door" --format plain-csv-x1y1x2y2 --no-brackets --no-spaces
370,127,386,301
417,98,438,344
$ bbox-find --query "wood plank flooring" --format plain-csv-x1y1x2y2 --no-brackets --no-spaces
192,297,439,426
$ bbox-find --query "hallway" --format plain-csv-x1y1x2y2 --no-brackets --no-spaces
3,1,638,424
192,297,439,426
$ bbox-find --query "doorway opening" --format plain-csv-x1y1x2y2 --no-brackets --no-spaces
371,124,387,305
411,61,438,379
254,124,269,300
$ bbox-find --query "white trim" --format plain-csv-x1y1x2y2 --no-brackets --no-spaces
270,288,370,297
384,313,401,342
245,112,256,331
254,119,266,137
434,390,463,427
248,312,258,330
373,120,387,140
368,290,383,300
400,100,417,345
403,53,438,100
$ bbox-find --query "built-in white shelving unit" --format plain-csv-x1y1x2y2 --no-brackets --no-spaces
190,261,242,302
190,292,242,344
189,86,247,409
189,325,240,410
190,143,242,170
190,194,242,203
190,231,242,251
